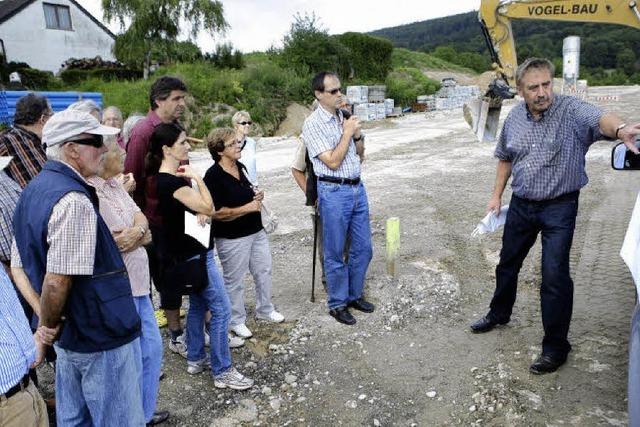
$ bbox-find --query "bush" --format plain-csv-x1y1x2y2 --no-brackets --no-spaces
16,68,58,90
334,32,393,80
59,68,143,85
385,67,440,106
204,43,245,69
277,13,351,77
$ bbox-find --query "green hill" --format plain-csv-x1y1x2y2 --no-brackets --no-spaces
371,11,640,84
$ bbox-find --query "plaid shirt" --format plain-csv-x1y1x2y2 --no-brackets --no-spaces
12,162,97,275
495,94,603,201
0,126,46,189
0,171,21,263
302,105,361,179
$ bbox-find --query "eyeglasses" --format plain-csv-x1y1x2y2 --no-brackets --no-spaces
65,134,104,148
325,87,341,95
237,121,252,126
224,140,242,148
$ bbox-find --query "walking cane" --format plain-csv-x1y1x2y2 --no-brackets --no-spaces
311,209,319,302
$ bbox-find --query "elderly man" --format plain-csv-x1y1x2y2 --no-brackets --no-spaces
11,109,144,425
301,71,374,325
0,93,52,188
470,57,640,374
125,76,189,355
102,106,126,149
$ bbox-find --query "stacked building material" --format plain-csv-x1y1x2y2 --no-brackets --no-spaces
384,98,395,115
367,85,386,102
346,86,368,104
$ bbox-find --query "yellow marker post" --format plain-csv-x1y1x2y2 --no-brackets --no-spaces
386,217,400,278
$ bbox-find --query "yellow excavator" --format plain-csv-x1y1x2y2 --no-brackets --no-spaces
464,0,640,142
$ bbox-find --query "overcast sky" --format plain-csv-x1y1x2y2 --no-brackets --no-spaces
82,0,479,53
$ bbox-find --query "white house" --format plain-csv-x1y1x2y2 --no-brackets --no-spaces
0,0,116,73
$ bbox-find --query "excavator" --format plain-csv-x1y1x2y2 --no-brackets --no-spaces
464,0,640,142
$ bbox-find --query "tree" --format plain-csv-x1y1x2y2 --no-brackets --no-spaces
277,13,351,78
335,32,393,80
103,0,228,79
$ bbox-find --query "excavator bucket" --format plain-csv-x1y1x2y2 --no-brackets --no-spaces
463,97,502,143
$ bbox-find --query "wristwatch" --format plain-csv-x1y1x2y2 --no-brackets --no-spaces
616,123,627,139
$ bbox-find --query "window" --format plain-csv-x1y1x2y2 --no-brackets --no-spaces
43,3,72,30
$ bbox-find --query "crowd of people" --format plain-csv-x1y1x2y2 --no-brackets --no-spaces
0,77,286,426
1,58,639,427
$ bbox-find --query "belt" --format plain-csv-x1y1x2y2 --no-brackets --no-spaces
2,374,30,400
515,190,579,205
318,176,361,185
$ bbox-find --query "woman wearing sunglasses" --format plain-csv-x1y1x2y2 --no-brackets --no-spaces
147,123,253,390
203,128,284,341
233,111,258,185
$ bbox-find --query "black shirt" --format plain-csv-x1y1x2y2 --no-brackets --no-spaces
156,172,207,261
204,161,262,240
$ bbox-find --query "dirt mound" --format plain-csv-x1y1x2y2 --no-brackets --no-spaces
423,69,495,90
275,102,312,137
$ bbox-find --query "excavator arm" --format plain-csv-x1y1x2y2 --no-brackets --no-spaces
465,0,640,142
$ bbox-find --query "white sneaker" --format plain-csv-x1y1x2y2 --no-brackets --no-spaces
204,329,210,347
169,332,187,359
187,357,210,375
230,324,253,338
228,333,245,349
256,310,285,323
214,367,254,390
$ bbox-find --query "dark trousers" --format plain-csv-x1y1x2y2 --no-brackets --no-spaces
488,191,579,358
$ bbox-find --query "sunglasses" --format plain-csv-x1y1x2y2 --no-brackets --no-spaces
237,121,252,126
66,134,104,148
325,87,341,95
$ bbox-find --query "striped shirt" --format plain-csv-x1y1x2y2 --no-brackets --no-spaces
0,126,46,189
0,268,35,394
495,94,603,201
12,162,97,275
0,171,21,263
302,105,361,179
88,176,150,296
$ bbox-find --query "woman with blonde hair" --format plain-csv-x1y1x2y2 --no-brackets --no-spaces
232,111,258,184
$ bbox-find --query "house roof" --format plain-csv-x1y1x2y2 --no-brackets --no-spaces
0,0,116,39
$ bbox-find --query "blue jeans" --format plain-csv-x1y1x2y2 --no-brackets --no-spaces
54,340,144,427
133,295,163,423
489,192,579,358
318,181,373,310
186,250,232,376
629,304,640,427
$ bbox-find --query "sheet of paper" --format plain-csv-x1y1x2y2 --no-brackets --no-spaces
184,211,210,248
0,156,13,171
621,192,640,303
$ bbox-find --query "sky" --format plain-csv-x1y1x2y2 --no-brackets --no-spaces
82,0,479,53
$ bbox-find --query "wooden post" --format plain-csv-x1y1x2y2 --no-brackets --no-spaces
386,217,400,278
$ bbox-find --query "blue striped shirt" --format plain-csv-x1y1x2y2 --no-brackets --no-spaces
0,268,35,394
302,106,361,179
495,94,603,201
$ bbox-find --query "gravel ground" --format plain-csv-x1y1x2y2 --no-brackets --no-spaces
39,85,640,426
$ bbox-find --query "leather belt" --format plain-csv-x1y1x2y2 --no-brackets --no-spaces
2,374,30,400
318,176,361,185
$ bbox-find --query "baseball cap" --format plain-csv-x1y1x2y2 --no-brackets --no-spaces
43,109,119,147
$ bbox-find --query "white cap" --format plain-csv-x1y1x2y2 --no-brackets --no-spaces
43,109,119,147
